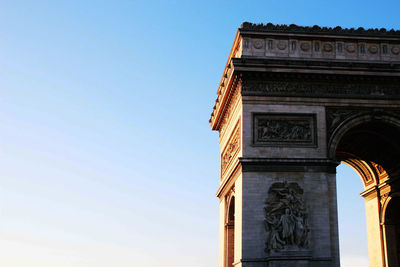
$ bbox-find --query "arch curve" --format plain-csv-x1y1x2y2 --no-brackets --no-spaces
339,153,379,187
328,111,400,266
329,112,400,191
328,112,400,160
381,193,400,224
225,190,235,224
224,189,235,267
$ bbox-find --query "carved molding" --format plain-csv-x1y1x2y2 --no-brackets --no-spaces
380,192,390,208
371,162,389,181
265,182,310,253
340,156,376,187
253,113,317,147
221,122,241,176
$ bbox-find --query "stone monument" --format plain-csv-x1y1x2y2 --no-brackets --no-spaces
209,23,400,267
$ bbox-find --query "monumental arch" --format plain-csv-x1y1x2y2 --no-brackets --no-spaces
209,23,400,267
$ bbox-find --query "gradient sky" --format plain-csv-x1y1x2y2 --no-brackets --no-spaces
1,1,399,266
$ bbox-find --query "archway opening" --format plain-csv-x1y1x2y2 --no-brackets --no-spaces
335,121,400,177
334,119,400,267
225,196,235,267
336,163,369,266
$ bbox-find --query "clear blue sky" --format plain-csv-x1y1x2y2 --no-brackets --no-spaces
1,1,398,266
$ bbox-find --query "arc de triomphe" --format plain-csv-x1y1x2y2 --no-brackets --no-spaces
209,23,400,267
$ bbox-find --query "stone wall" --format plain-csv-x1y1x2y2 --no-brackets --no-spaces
239,171,338,267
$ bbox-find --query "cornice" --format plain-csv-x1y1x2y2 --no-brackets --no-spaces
209,30,241,130
240,22,400,38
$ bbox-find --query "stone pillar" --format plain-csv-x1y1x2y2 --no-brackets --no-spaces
237,168,339,267
234,176,243,266
362,190,385,267
219,199,226,267
382,223,398,267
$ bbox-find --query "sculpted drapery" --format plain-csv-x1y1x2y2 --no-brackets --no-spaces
265,182,310,252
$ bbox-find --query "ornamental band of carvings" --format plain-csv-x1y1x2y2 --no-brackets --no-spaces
265,182,310,253
254,114,316,146
219,83,241,139
242,80,400,99
221,122,240,176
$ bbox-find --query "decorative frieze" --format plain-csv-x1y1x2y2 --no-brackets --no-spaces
219,80,241,139
253,114,316,147
264,182,310,253
240,23,400,62
221,122,241,176
242,80,400,99
242,37,400,61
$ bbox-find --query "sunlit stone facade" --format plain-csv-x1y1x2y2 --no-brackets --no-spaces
210,23,400,267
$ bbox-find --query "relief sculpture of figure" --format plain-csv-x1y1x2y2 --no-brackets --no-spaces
257,120,311,142
265,215,285,251
294,213,309,247
264,182,310,253
279,208,295,245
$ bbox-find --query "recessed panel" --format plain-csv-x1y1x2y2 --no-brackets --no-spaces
253,113,317,147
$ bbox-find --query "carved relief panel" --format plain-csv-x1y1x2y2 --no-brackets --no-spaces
221,121,241,177
264,182,310,253
253,113,317,147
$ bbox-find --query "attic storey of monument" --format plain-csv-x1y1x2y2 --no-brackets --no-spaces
210,22,400,267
